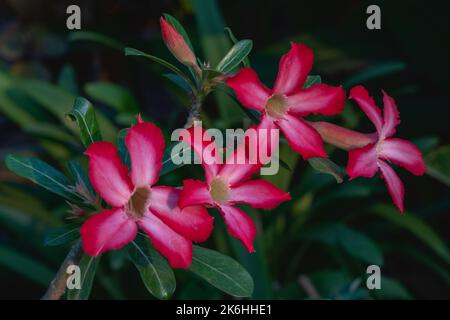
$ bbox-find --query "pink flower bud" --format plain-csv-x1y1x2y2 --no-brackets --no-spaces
160,17,201,76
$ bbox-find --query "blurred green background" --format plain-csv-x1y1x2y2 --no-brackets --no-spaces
0,0,449,299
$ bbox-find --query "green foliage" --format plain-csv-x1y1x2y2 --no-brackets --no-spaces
66,97,102,148
67,253,100,300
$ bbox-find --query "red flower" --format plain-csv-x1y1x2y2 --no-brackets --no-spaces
80,119,213,268
347,85,426,212
225,43,345,160
178,126,291,252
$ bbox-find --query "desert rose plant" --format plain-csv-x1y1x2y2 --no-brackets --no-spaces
4,14,426,300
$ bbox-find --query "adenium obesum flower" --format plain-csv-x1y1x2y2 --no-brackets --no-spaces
346,85,426,212
178,125,291,252
160,16,202,77
226,42,345,160
80,119,213,268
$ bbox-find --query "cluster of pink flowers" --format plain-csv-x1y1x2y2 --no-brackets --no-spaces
80,17,425,269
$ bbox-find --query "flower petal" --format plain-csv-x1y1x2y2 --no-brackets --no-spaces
349,85,383,134
219,159,261,187
149,186,213,242
179,179,213,208
138,210,193,269
276,114,327,159
126,121,165,188
381,90,400,138
229,179,291,209
347,144,379,179
81,208,137,256
85,142,132,207
217,204,256,253
379,138,426,176
182,125,220,183
273,43,313,95
378,160,405,213
287,84,345,117
225,68,271,111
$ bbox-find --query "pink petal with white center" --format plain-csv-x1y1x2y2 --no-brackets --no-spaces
381,90,400,138
182,125,220,183
179,179,213,208
149,186,213,242
349,85,384,134
347,143,379,179
138,210,193,269
229,179,291,209
126,122,165,188
273,43,313,95
276,113,327,159
379,138,426,176
85,142,133,207
225,68,271,111
217,204,256,253
378,160,405,213
81,208,137,256
287,84,345,116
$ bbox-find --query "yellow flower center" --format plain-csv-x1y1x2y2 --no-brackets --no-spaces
127,187,151,219
209,178,230,203
266,94,288,119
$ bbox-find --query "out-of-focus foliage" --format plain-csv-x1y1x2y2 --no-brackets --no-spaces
0,0,449,299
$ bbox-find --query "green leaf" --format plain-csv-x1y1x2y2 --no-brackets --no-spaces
67,160,95,197
58,64,78,95
116,128,130,168
163,73,192,93
425,144,450,186
216,40,253,74
375,277,412,299
370,204,450,264
303,224,384,265
304,75,322,88
85,82,140,113
44,225,80,247
343,61,407,88
127,238,176,300
224,27,251,67
0,244,53,287
307,157,344,183
160,141,193,176
66,97,102,147
69,31,124,50
189,245,254,297
67,254,100,300
163,13,194,52
5,154,82,203
124,47,195,91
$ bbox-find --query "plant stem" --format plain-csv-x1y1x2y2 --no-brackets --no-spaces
41,239,84,300
184,94,203,128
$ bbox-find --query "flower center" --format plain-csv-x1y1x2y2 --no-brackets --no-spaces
127,187,151,220
266,94,287,119
209,178,230,203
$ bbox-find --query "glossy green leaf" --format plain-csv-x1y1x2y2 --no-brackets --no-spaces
127,238,176,300
44,225,80,247
307,157,344,183
216,40,253,73
69,31,124,50
370,204,450,264
67,253,100,300
85,82,140,113
343,61,407,88
5,154,82,203
163,73,192,93
66,97,102,147
189,245,254,297
224,27,251,67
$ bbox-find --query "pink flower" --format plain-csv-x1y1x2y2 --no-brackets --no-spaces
178,126,291,252
225,42,345,160
347,85,426,212
80,119,213,269
160,17,201,76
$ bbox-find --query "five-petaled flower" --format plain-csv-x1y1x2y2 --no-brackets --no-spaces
346,85,426,212
178,125,291,252
226,42,346,160
80,119,213,268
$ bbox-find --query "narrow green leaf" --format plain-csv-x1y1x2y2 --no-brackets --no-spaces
308,157,344,183
370,204,450,264
69,31,124,50
66,97,102,147
44,225,80,247
163,73,192,93
127,238,176,300
58,64,78,95
224,27,251,67
216,40,253,74
5,154,81,203
304,75,322,88
189,245,254,297
116,128,130,168
67,254,100,300
85,82,140,113
343,61,406,88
